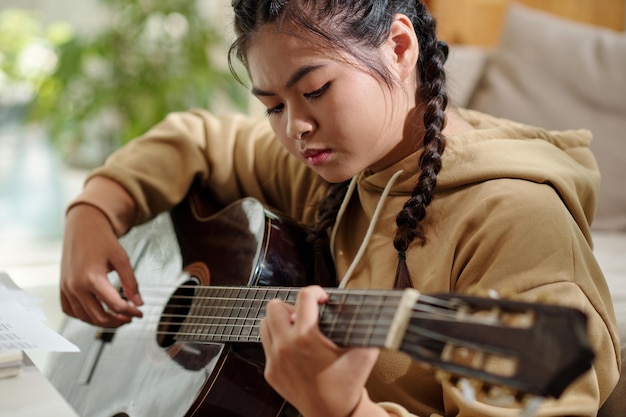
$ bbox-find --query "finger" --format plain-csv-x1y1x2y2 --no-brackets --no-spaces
350,346,381,363
61,288,125,327
293,285,328,331
93,282,142,320
263,298,294,336
60,283,97,323
259,317,272,354
111,250,143,307
79,289,130,327
60,291,79,320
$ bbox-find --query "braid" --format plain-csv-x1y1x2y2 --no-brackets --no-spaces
393,2,448,288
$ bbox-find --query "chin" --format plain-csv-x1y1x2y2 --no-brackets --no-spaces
315,168,355,184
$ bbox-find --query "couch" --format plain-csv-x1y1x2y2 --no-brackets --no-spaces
444,4,626,415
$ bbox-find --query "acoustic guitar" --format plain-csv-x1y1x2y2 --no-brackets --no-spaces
46,193,594,417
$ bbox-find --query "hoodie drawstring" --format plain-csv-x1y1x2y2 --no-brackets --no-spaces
335,170,404,289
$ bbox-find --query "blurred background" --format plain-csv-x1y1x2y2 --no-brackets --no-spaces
1,0,625,372
0,0,246,370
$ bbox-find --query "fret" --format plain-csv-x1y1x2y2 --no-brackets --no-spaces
319,292,345,343
373,294,401,347
216,287,230,341
214,287,239,342
188,287,202,341
244,287,263,342
244,287,269,341
232,287,248,342
346,292,364,346
191,287,208,342
177,307,193,342
360,292,384,346
206,289,218,341
204,286,219,342
218,288,231,340
188,289,205,341
283,287,298,305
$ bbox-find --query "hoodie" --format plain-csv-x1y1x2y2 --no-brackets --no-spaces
75,108,620,417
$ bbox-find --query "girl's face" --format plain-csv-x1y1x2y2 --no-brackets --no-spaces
246,24,419,183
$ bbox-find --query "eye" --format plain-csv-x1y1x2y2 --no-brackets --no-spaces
265,103,284,117
304,82,330,100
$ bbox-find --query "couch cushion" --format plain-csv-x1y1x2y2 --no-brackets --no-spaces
468,4,626,231
445,46,489,108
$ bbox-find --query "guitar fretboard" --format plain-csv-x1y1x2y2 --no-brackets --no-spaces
172,286,406,348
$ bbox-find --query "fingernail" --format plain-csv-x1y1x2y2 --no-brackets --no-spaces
133,294,144,306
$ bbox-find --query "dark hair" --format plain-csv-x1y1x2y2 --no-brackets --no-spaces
229,0,448,288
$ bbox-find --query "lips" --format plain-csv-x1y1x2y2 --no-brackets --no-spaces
301,148,324,158
300,148,331,166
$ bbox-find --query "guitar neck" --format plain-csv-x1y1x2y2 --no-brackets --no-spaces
173,286,408,349
163,282,594,399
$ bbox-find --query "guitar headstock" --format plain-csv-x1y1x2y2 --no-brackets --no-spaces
398,292,594,404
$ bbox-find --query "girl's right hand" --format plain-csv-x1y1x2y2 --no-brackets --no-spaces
60,204,143,327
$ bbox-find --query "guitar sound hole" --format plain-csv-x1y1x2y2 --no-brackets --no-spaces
157,278,198,348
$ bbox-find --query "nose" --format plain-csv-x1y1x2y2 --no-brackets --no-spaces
286,107,314,141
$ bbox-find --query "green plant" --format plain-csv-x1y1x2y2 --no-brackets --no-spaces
0,8,71,109
28,0,248,167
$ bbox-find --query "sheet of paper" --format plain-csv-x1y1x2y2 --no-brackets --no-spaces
0,272,79,353
0,271,46,321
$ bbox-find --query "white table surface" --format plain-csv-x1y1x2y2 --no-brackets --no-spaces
0,353,79,417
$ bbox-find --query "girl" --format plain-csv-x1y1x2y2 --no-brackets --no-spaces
60,1,620,416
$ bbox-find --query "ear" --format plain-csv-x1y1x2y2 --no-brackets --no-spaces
386,14,419,82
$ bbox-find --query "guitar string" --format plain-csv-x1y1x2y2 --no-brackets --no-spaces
102,308,465,345
115,289,460,320
100,297,484,339
108,285,474,331
154,305,476,332
108,308,490,353
101,284,513,344
118,284,461,310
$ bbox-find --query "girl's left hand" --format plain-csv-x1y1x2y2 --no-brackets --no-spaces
260,285,382,417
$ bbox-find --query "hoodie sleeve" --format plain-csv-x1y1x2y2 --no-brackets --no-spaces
74,109,329,227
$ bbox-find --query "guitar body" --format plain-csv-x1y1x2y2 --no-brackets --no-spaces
47,195,324,417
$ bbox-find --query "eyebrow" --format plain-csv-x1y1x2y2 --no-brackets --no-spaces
251,64,327,97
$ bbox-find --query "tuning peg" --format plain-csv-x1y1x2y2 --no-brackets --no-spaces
480,385,516,407
519,396,544,417
458,378,477,403
436,372,479,403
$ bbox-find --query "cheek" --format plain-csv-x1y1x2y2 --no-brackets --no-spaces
338,79,388,132
280,137,299,157
270,119,300,157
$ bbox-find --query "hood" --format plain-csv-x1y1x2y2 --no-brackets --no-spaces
361,109,600,244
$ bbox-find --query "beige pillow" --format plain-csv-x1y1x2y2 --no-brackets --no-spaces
468,4,626,231
445,45,490,108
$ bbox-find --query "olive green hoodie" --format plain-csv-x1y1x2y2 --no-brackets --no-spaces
75,108,619,417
